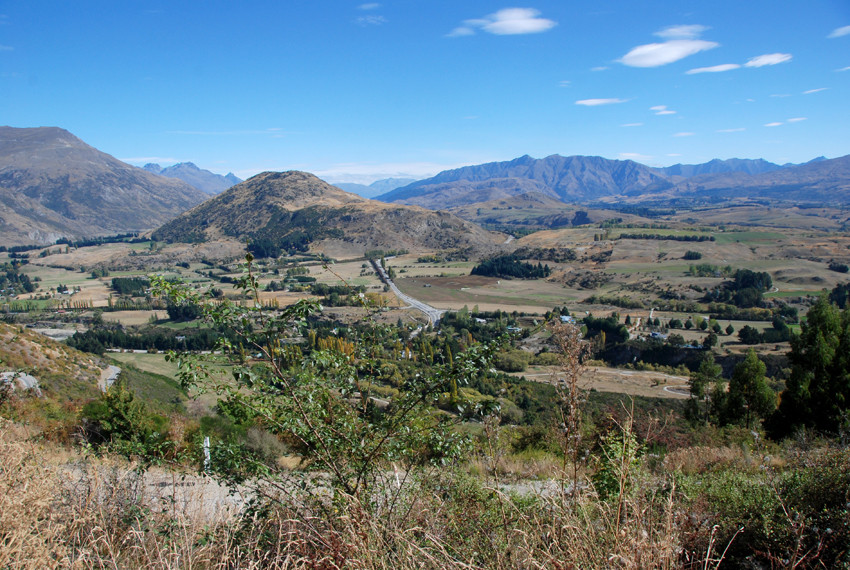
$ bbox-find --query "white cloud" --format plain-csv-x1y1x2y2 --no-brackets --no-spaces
744,53,792,67
356,15,387,26
450,8,556,36
0,44,12,51
650,105,676,115
764,122,783,127
447,26,475,37
618,152,654,161
667,153,682,157
786,117,806,123
315,161,465,184
619,39,718,67
654,25,710,39
559,80,571,87
621,123,644,127
575,98,629,106
121,156,185,165
803,87,828,94
358,3,380,9
717,128,746,133
837,66,850,72
673,132,695,137
166,129,285,136
828,25,850,38
591,66,609,72
686,63,740,74
769,93,791,98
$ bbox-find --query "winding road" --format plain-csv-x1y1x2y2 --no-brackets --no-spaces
371,260,446,325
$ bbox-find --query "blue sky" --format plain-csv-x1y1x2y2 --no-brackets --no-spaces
2,1,849,183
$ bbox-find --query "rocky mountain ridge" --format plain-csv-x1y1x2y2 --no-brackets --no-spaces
0,126,209,245
378,154,850,209
143,162,241,194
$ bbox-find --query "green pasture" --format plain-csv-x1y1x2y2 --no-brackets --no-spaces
712,231,787,244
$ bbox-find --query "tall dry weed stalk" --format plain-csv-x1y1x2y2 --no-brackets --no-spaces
549,321,590,493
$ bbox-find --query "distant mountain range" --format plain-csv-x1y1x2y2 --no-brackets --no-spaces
143,162,241,194
643,155,850,204
378,154,850,209
377,155,667,206
335,178,417,199
654,158,784,178
3,125,849,248
153,171,500,255
0,127,209,245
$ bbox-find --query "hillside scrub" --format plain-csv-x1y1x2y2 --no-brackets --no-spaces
3,412,849,568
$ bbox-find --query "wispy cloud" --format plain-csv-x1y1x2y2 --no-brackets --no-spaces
619,152,654,161
764,122,783,127
621,123,644,127
591,66,608,72
575,98,628,106
803,87,828,94
686,63,740,74
828,25,850,38
744,53,792,67
166,128,285,136
787,117,807,123
620,25,717,67
673,132,695,137
121,156,185,165
358,3,380,9
559,80,571,87
0,44,12,51
650,105,676,115
837,66,850,72
356,15,387,26
620,39,717,67
770,93,791,98
654,25,709,39
717,128,746,133
315,161,466,184
449,8,556,37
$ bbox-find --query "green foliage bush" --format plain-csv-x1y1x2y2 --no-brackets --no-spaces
79,380,171,461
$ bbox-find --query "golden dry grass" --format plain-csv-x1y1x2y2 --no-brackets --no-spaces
0,415,715,569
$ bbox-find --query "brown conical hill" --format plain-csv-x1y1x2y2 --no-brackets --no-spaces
152,170,502,255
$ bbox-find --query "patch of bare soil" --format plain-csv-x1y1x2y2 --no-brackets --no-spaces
512,365,689,400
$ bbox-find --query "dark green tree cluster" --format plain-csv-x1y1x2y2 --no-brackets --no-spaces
771,297,850,436
737,318,792,345
166,300,203,321
703,269,772,308
68,326,225,354
0,263,35,294
582,315,629,346
471,255,551,279
111,276,150,296
686,351,775,429
617,233,714,242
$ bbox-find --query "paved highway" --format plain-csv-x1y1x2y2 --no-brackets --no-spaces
371,260,446,325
